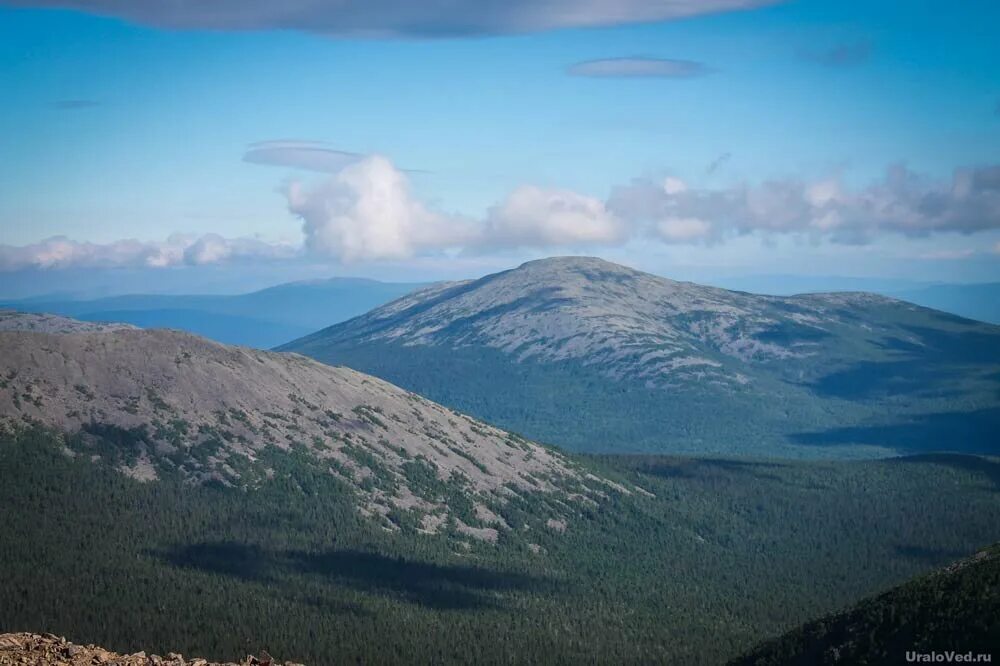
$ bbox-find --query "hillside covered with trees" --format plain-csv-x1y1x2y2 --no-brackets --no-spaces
3,428,999,664
734,543,1000,665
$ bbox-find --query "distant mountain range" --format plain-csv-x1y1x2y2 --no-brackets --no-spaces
282,256,1000,458
0,277,423,348
890,282,1000,326
672,276,1000,325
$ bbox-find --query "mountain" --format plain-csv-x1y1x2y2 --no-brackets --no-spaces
707,274,930,298
733,543,1000,665
891,282,1000,325
2,313,1000,663
281,256,1000,458
0,277,423,348
0,310,606,540
708,276,1000,325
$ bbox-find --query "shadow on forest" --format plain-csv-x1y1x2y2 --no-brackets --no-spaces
810,359,971,400
790,408,1000,456
809,326,1000,401
160,542,549,611
887,453,1000,493
604,457,794,485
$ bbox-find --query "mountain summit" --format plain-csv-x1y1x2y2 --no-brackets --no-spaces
283,256,1000,457
285,255,910,387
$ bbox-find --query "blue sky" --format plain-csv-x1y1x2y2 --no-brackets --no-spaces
1,0,999,293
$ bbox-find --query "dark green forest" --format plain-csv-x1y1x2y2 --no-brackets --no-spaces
285,340,1000,459
3,428,1000,664
733,544,1000,665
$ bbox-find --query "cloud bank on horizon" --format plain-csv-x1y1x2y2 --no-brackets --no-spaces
3,156,999,271
2,0,778,36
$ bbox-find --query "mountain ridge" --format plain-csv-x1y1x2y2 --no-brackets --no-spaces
286,256,918,387
283,256,1000,457
0,310,611,541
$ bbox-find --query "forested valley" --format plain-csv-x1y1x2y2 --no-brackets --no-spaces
3,428,999,665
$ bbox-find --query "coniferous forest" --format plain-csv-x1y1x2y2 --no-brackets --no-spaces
3,428,999,664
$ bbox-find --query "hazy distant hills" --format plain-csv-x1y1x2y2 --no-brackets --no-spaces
891,282,1000,326
637,275,1000,325
734,542,1000,665
0,277,422,348
283,256,1000,458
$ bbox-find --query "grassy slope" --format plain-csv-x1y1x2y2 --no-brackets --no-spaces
3,429,1000,664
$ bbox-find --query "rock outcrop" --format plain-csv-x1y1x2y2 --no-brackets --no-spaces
0,633,302,666
0,310,136,335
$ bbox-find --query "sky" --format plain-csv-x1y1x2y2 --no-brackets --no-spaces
0,0,999,296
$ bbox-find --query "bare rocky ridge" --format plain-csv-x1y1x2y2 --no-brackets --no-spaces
0,310,136,334
285,256,914,388
0,312,613,538
0,633,300,666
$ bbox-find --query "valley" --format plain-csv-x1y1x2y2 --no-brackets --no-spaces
3,427,999,665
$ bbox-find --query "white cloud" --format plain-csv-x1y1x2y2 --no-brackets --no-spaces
286,154,475,262
804,179,842,207
287,159,627,260
243,141,363,173
609,164,1000,245
567,57,711,79
6,158,999,272
656,217,712,243
0,234,296,272
482,185,628,249
3,1,778,37
663,177,688,195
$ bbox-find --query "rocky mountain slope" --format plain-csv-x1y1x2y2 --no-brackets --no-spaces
0,311,614,540
0,633,297,666
287,256,908,386
0,309,137,334
282,256,1000,457
733,544,1000,665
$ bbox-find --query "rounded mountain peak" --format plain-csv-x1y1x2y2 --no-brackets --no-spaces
513,256,643,277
